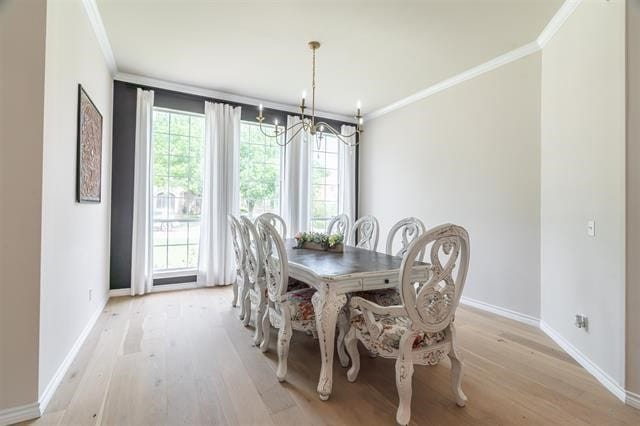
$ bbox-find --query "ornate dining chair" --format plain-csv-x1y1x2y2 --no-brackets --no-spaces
228,214,245,308
239,216,269,346
255,212,287,238
356,217,428,307
326,213,351,238
348,215,380,251
344,224,470,425
256,220,317,382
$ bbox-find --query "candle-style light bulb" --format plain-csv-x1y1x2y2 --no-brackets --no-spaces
359,117,363,125
302,90,307,100
274,118,278,126
356,100,362,110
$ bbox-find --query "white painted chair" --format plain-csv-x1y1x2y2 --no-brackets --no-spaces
256,220,317,382
348,215,379,251
255,212,287,238
345,224,470,425
239,216,269,346
356,217,428,307
386,217,427,259
228,214,245,308
326,213,351,238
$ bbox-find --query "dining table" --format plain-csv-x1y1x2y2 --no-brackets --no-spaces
285,239,431,401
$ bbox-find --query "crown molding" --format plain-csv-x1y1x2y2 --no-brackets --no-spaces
537,0,583,48
81,0,117,73
114,72,357,123
366,41,541,120
366,0,583,120
84,0,582,123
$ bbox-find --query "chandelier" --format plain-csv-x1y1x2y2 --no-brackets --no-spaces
257,41,363,147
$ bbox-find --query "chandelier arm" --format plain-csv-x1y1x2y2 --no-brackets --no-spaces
280,124,305,147
257,119,288,139
315,121,360,147
260,121,304,146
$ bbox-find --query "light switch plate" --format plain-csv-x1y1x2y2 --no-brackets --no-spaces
587,220,595,237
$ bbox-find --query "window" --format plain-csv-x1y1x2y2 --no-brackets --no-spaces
311,135,340,232
239,121,283,219
152,108,204,273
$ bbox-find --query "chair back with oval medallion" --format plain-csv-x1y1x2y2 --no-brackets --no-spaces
240,216,264,289
228,214,245,307
255,212,287,238
326,214,351,238
256,219,289,303
348,215,379,251
228,215,245,275
386,217,426,259
399,223,470,334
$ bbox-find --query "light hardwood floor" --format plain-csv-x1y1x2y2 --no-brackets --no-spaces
24,287,640,426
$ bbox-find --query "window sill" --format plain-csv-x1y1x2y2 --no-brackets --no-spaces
153,269,197,286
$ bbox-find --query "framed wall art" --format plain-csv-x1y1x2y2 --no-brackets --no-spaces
76,84,103,203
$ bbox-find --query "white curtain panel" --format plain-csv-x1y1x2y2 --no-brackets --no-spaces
130,89,155,296
198,102,241,286
339,124,357,222
282,115,311,237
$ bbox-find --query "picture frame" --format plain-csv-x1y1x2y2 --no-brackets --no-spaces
76,84,103,203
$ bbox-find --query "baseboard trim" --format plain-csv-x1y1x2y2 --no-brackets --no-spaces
460,296,540,327
0,402,40,426
626,390,640,409
38,296,108,414
539,321,626,403
461,298,637,409
108,288,130,297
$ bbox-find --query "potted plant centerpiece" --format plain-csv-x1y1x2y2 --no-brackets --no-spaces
294,232,344,252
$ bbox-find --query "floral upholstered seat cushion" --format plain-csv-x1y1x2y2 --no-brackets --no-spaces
353,288,401,306
287,277,310,292
351,309,446,355
287,288,316,322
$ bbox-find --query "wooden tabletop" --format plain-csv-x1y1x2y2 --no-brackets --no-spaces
285,239,404,278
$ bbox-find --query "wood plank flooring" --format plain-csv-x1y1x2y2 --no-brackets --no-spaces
23,287,640,425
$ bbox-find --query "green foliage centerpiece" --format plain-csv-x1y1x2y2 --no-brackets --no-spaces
294,232,344,252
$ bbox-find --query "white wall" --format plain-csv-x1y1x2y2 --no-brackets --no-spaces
38,0,113,398
540,0,626,386
0,0,46,412
360,53,542,319
626,0,640,396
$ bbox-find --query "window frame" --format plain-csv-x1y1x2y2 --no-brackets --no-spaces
151,106,205,280
310,134,342,233
238,120,286,220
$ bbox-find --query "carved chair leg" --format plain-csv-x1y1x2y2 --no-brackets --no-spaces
232,278,239,307
276,306,293,382
242,291,252,327
336,307,350,368
395,344,415,426
448,348,467,407
345,327,360,382
260,306,271,353
238,279,249,320
253,297,267,346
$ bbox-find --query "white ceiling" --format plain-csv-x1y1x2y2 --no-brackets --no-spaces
97,0,563,116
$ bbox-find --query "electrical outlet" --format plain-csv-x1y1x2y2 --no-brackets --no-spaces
587,220,595,237
575,314,588,330
89,289,92,301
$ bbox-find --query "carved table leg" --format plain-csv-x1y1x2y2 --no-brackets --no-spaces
336,304,351,368
312,288,347,401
